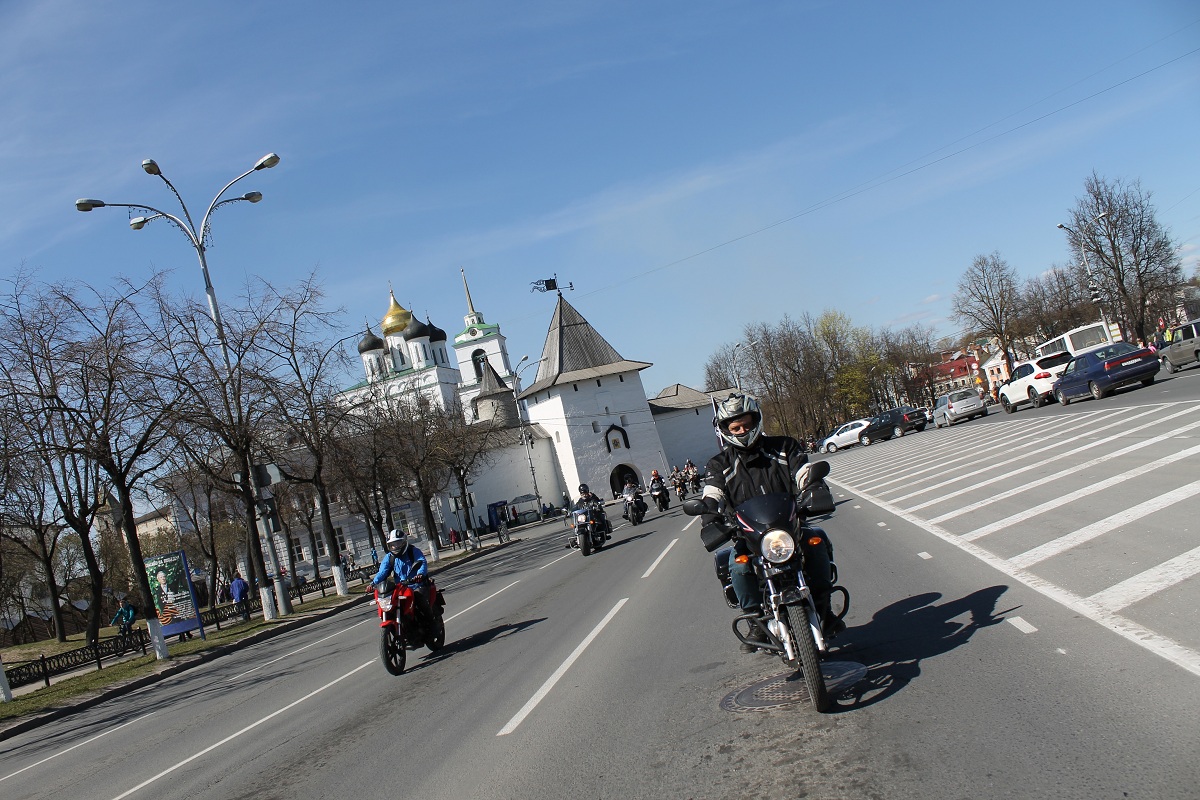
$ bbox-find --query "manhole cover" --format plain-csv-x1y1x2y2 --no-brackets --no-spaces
720,661,867,711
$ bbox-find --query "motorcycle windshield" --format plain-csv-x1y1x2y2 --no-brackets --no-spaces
734,493,796,539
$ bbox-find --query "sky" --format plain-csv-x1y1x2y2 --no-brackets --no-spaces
2,1,1198,396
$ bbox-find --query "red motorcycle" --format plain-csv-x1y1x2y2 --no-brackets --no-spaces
372,577,446,675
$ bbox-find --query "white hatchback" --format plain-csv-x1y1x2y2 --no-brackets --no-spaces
999,352,1073,413
820,418,871,453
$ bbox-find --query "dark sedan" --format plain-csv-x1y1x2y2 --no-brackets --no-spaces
1052,342,1160,404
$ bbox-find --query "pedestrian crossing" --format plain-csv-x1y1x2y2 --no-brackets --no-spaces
824,399,1200,674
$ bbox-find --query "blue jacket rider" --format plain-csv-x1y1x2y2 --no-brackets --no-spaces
373,529,434,627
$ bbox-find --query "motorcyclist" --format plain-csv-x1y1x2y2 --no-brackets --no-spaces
621,477,646,519
701,392,841,653
372,530,435,631
648,470,668,509
573,483,611,538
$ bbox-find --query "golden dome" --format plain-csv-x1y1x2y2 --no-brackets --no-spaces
381,292,412,336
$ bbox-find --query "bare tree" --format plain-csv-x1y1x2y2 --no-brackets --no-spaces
952,252,1022,376
1065,173,1184,341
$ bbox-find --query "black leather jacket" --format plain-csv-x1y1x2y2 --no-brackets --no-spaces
701,435,809,532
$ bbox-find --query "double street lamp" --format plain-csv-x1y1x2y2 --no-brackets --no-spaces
76,153,284,625
732,339,759,391
515,355,547,521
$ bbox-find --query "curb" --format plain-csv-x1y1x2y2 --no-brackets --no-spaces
0,539,518,742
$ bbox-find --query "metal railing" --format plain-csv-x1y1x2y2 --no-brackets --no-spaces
4,632,150,690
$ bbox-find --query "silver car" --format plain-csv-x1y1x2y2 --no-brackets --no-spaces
820,418,871,453
933,388,988,427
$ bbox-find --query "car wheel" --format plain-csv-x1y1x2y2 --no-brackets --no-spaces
1160,356,1174,375
859,434,872,446
893,425,904,438
825,443,837,453
1089,381,1107,400
1141,375,1155,387
1057,389,1070,406
1001,395,1014,413
916,424,926,432
1028,388,1041,408
980,406,988,417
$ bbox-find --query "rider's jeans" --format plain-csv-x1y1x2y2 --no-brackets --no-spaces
729,546,761,611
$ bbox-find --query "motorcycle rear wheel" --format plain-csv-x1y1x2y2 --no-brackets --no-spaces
783,606,831,712
427,613,446,652
380,626,406,675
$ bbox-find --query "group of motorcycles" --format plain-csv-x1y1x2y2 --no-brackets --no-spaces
373,458,848,714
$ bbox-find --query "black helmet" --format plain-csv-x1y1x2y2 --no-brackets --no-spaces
714,392,764,450
578,483,590,494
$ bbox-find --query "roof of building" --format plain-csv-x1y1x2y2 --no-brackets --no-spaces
518,295,651,398
647,383,721,414
474,360,512,399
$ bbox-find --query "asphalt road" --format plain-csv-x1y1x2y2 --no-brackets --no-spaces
2,371,1199,800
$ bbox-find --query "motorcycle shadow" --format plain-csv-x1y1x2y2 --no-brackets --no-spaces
828,585,1011,711
406,617,547,672
598,529,660,551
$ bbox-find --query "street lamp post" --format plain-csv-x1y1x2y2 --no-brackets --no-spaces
515,355,546,522
1058,212,1113,339
731,340,759,391
76,153,284,628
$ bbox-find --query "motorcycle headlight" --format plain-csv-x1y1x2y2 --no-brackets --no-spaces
376,596,393,612
760,529,796,564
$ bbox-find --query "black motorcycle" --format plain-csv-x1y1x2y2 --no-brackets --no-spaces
568,502,610,556
650,483,670,512
623,491,647,525
683,461,847,712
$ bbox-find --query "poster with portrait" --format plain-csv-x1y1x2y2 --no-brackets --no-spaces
144,550,205,639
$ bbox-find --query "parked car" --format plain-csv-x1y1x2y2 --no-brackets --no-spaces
933,389,987,427
998,351,1073,413
820,418,871,453
858,406,927,445
1159,317,1199,374
1052,341,1160,404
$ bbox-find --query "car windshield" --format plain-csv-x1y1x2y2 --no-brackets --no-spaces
1085,342,1139,360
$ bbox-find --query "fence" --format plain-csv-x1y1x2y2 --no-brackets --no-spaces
3,631,150,690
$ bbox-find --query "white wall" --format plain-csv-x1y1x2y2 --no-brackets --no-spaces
654,406,723,470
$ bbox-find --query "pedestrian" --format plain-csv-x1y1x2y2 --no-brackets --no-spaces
230,571,251,622
450,528,459,550
371,547,379,566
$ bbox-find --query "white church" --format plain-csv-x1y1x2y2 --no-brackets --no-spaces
310,273,726,561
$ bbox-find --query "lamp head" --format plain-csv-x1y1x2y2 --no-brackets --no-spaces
254,153,281,170
141,159,161,176
243,191,263,203
75,198,105,212
129,217,148,230
1056,223,1066,230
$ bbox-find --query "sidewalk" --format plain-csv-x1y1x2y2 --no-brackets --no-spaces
0,538,518,742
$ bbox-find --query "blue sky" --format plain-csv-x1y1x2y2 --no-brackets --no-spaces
3,1,1198,394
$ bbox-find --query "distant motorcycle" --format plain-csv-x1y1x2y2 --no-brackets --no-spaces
650,483,670,512
373,577,446,675
569,502,610,556
683,461,847,713
674,480,688,501
623,491,647,526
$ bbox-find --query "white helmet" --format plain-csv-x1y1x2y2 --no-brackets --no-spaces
386,529,409,556
714,392,764,451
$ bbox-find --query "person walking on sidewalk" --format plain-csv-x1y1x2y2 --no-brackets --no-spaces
230,572,251,622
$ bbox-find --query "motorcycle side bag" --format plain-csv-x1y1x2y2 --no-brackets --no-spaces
712,547,738,608
800,479,835,515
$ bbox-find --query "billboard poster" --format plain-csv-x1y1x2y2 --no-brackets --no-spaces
144,550,205,640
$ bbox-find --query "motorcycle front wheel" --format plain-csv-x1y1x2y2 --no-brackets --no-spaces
579,531,592,556
782,605,831,712
380,626,406,675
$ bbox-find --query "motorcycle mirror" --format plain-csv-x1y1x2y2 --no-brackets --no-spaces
808,461,831,482
682,498,707,516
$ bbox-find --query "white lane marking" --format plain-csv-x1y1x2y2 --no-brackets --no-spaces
0,713,156,784
224,624,359,682
1088,545,1200,611
539,553,574,570
827,477,1200,678
642,539,679,578
683,516,699,530
950,437,1200,533
444,580,521,623
497,598,628,736
1008,479,1200,569
109,661,373,800
876,522,887,527
1008,617,1038,634
918,552,932,560
898,405,1188,510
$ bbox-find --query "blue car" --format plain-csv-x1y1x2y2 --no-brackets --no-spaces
1052,342,1160,404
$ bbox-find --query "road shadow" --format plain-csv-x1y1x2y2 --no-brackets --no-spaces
405,617,546,672
828,585,1012,711
599,529,662,551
